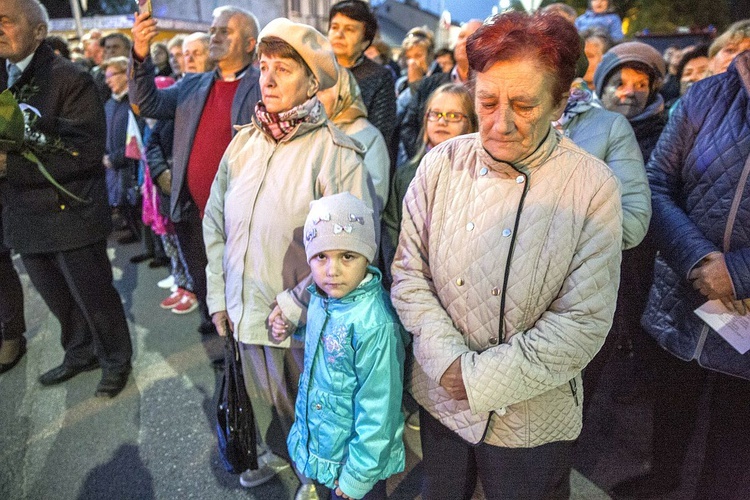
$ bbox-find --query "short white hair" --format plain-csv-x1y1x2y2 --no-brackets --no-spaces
20,0,49,28
212,6,260,40
183,32,209,51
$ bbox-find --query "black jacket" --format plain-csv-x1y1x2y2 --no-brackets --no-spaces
0,42,111,254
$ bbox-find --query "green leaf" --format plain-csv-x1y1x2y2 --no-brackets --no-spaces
21,150,91,204
0,89,25,151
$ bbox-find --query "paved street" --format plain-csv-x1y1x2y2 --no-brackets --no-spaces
0,237,706,500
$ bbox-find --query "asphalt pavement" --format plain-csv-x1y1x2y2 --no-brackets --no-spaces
0,236,707,500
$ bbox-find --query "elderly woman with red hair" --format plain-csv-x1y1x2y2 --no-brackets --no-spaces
390,12,623,499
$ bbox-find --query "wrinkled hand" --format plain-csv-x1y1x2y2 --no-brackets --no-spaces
440,357,467,400
268,305,294,342
212,310,234,337
0,151,7,179
156,170,172,195
719,297,750,315
131,11,159,60
689,252,734,300
406,58,427,83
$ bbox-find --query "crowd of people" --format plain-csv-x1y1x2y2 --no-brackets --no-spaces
1,0,749,499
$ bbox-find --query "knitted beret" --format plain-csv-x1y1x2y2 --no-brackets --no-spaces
258,18,339,91
593,41,666,96
304,193,376,263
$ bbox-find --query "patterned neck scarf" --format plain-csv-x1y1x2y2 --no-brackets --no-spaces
553,79,598,131
255,97,323,142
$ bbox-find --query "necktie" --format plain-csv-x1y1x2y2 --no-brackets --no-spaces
7,63,22,88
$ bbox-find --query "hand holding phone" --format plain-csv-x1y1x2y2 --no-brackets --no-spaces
137,0,152,17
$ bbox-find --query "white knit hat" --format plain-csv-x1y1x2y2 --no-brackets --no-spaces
304,193,376,263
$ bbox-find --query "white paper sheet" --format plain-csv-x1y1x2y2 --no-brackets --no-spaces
694,300,750,354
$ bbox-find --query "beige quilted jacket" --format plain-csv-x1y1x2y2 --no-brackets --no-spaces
391,130,623,447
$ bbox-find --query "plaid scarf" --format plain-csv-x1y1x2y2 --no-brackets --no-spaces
255,97,322,141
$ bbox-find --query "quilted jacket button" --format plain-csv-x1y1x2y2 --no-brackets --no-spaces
516,175,525,184
456,278,464,286
502,228,512,237
466,222,475,231
479,167,488,176
314,403,322,410
491,287,500,296
489,336,499,345
497,406,507,416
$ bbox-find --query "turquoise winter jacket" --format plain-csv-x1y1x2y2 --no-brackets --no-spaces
287,267,407,499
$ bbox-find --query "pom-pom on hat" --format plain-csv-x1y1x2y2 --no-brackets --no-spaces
304,193,376,263
258,18,339,91
593,41,666,96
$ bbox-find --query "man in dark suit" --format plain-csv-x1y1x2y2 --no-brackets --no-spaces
129,6,262,334
0,0,132,397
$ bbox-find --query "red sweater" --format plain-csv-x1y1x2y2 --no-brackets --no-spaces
187,79,241,216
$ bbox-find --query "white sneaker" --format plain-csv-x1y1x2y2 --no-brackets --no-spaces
157,275,175,289
295,484,320,500
238,451,290,488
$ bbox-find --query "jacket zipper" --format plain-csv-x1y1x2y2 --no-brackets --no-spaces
498,170,530,342
569,378,579,406
303,299,330,453
478,168,531,445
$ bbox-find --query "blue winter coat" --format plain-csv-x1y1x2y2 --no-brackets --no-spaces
575,10,623,42
641,52,750,379
287,268,407,499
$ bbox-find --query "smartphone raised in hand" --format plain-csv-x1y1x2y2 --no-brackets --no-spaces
137,0,152,16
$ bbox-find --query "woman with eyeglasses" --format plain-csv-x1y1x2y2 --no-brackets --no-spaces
381,83,477,287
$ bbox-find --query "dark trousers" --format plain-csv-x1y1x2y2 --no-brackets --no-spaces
0,240,25,341
647,335,750,499
173,204,209,324
419,407,572,500
21,239,132,373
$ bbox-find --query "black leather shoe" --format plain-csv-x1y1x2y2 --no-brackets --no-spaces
0,337,27,375
610,472,680,498
95,370,131,398
38,359,100,386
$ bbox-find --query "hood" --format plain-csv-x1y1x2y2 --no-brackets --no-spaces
328,67,368,126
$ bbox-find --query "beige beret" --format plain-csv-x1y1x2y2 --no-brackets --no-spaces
259,18,339,91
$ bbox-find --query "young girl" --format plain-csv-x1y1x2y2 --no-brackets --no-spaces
574,0,623,42
273,192,407,500
382,83,478,284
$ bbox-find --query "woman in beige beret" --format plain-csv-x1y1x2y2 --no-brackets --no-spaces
202,18,377,500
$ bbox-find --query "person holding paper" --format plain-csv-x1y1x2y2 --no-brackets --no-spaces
611,49,750,499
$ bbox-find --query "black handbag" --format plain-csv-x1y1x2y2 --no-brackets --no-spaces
216,335,259,473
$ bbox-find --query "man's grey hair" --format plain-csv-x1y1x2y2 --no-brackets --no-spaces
20,0,50,28
212,6,260,41
101,56,129,73
183,32,210,51
167,34,186,51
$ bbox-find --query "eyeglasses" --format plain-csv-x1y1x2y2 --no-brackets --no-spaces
427,110,467,123
105,71,125,80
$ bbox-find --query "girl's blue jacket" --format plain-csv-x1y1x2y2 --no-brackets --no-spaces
287,267,408,499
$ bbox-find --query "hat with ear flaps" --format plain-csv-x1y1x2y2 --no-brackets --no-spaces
258,18,339,91
593,41,666,97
